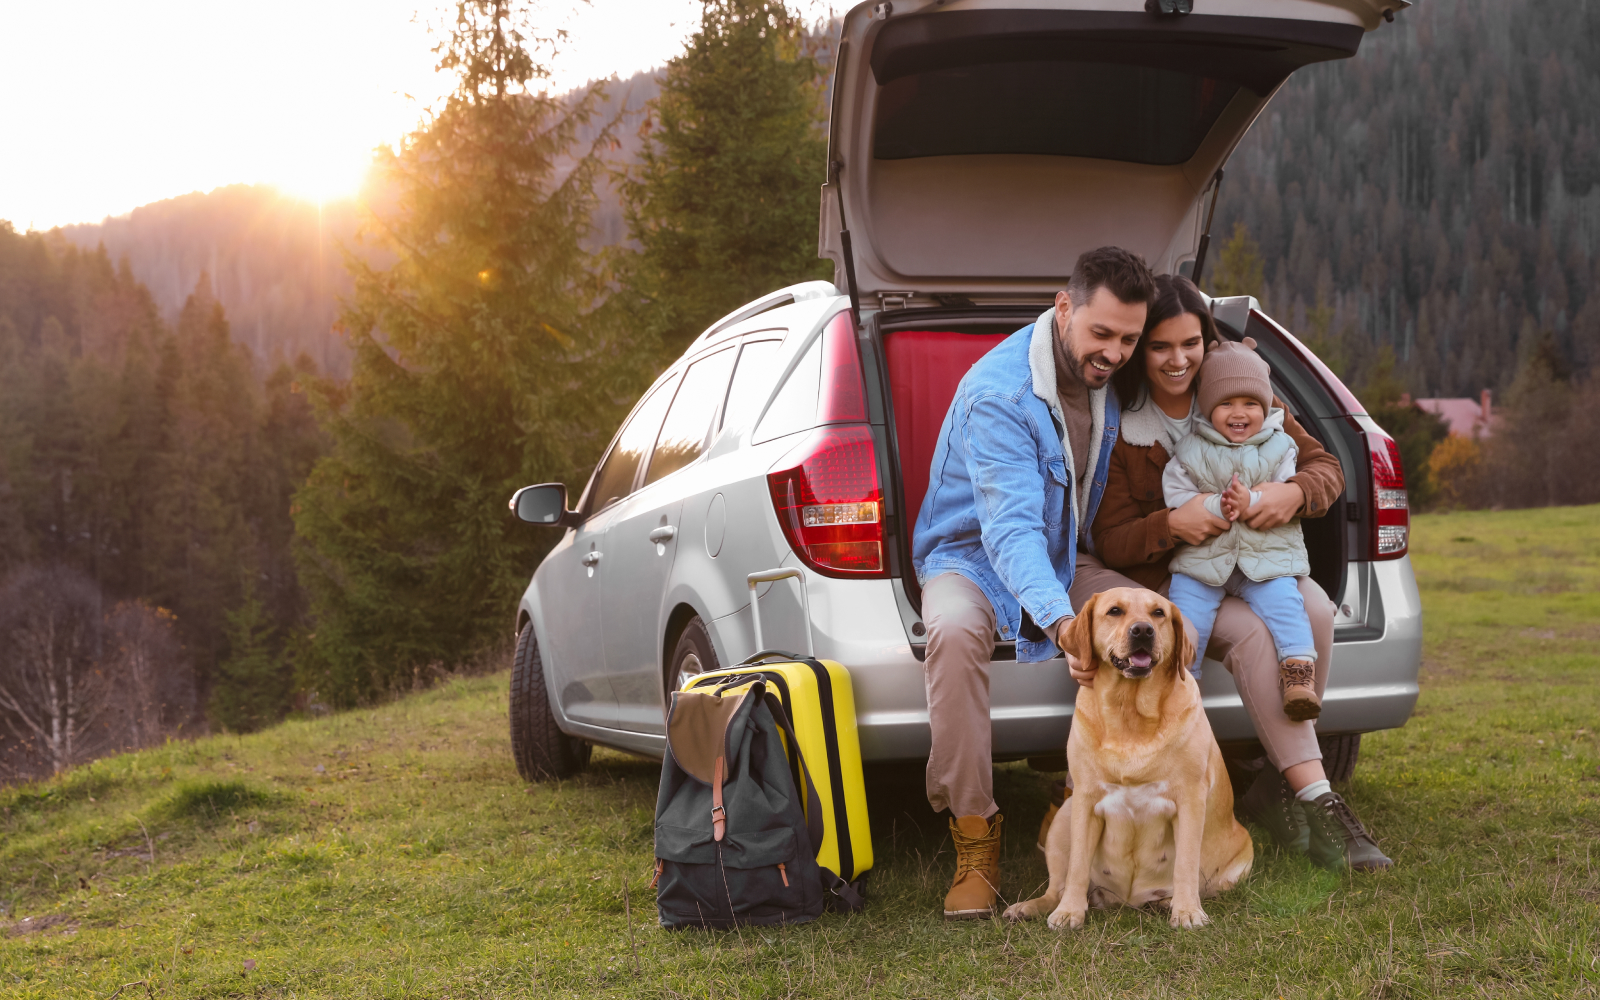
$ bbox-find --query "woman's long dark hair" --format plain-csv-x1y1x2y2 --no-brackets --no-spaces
1113,274,1221,411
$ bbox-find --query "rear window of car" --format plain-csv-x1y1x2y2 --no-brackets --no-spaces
644,347,737,486
721,339,783,433
752,336,823,444
873,61,1239,165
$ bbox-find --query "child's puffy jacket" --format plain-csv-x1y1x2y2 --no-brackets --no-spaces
1167,408,1310,586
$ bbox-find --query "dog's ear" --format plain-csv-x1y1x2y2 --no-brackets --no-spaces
1060,593,1097,668
1166,599,1197,676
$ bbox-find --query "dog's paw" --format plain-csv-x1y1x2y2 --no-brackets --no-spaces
1168,905,1210,930
1001,902,1035,923
1046,907,1087,931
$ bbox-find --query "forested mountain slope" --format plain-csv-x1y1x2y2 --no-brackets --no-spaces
58,186,360,377
1211,0,1600,395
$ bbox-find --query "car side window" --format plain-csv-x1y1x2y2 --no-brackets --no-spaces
585,373,681,516
644,347,737,487
720,339,783,433
751,335,821,444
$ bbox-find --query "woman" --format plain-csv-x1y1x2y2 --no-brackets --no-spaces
1075,275,1390,871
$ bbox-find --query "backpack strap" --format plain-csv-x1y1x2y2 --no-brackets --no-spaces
711,754,727,842
762,693,824,854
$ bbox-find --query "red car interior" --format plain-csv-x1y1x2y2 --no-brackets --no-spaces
883,330,1011,531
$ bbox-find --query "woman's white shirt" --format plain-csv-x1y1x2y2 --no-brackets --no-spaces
1157,396,1198,453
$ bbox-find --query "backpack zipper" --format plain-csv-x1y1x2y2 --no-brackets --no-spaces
651,859,662,889
778,862,789,887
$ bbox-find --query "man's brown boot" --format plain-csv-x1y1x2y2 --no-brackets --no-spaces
1280,659,1321,721
1037,779,1070,852
945,813,1003,919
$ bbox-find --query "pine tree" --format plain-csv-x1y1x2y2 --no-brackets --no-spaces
619,0,831,356
147,276,261,687
292,0,630,704
209,583,286,733
1206,222,1267,303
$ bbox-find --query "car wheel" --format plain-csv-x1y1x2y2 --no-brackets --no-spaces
1318,733,1361,784
668,616,721,694
509,623,591,781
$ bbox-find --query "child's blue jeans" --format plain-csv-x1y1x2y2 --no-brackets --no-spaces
1167,569,1317,677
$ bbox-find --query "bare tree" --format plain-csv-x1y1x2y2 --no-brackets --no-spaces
103,600,194,748
0,566,119,774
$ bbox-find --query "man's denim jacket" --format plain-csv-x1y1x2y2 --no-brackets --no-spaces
911,310,1121,663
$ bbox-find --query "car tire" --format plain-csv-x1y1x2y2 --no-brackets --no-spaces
667,616,721,695
1318,733,1361,785
509,623,591,781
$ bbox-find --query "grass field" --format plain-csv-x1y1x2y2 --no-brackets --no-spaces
3,506,1598,998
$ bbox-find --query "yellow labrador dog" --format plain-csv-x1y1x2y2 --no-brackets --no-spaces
1004,588,1252,930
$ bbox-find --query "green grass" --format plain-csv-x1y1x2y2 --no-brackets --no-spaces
4,506,1599,998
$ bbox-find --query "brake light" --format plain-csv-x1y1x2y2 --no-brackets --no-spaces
819,311,866,423
1367,430,1408,559
767,425,887,577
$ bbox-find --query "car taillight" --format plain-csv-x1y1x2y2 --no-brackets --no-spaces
767,425,886,577
1367,430,1408,559
818,310,866,423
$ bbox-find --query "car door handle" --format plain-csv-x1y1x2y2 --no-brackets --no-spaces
648,526,677,543
581,551,602,567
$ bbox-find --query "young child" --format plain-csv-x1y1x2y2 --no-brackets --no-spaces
1163,337,1320,721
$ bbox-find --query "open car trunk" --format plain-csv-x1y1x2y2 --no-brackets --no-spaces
819,0,1406,307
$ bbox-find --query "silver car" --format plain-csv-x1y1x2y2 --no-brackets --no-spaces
508,0,1418,782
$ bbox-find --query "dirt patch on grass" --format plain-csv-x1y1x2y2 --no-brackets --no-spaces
6,914,77,937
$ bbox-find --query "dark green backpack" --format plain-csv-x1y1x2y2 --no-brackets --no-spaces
653,680,825,929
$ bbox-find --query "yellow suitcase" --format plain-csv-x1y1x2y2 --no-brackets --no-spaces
682,569,873,907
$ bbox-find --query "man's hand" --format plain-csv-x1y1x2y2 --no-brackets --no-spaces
1241,481,1304,530
1067,651,1096,688
1168,493,1230,545
1056,619,1096,688
1220,474,1251,522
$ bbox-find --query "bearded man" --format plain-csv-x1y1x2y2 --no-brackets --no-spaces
911,246,1156,918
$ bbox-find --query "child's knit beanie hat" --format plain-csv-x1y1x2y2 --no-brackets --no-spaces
1197,337,1272,416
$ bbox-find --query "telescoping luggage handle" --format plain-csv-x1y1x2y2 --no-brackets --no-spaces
746,567,813,658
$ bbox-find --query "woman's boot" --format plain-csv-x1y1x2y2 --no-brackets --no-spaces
1238,765,1309,854
1303,791,1392,871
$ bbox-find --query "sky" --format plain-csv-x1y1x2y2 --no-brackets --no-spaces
0,0,745,231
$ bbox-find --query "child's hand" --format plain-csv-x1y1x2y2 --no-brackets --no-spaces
1222,474,1251,522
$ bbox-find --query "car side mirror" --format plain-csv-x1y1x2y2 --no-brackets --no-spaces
510,483,579,527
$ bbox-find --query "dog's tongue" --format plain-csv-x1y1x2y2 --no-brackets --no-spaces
1129,650,1153,669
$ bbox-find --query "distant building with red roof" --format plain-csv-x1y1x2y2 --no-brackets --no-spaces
1403,389,1495,439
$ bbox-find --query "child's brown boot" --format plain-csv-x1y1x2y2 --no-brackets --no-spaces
1280,659,1320,721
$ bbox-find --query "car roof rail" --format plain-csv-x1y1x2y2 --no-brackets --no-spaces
690,280,840,348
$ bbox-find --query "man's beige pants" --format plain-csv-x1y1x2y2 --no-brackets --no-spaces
921,554,1333,818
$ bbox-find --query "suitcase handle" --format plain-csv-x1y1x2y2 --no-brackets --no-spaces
746,567,813,658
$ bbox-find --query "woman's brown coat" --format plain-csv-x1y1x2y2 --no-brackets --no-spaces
1092,396,1345,591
